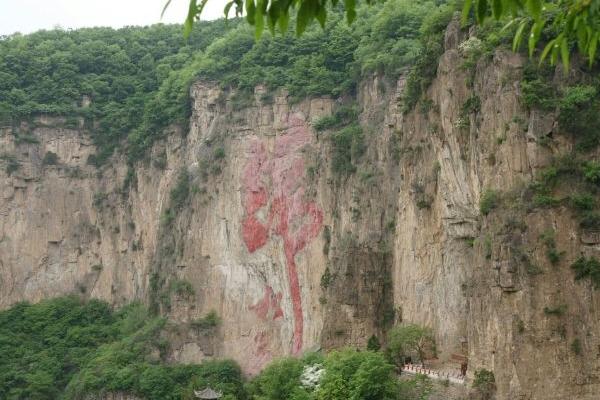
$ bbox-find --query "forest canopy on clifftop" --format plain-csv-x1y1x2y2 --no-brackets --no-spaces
0,0,454,165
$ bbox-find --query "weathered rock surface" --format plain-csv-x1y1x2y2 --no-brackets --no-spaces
1,18,600,399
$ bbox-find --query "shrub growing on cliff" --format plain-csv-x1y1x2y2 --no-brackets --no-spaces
571,256,600,289
472,369,495,400
170,169,191,210
330,124,365,176
387,324,435,367
479,190,499,215
558,86,600,151
42,151,59,165
191,310,221,332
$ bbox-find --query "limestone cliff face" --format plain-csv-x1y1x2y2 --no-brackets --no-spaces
1,18,600,399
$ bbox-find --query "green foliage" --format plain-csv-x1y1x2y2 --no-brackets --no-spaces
543,304,567,316
396,374,433,400
320,267,333,289
520,63,556,110
170,279,195,298
558,86,600,151
532,193,560,208
1,153,20,174
578,211,600,231
570,193,595,211
317,349,398,400
191,311,221,331
571,338,583,355
248,357,308,400
366,335,381,351
0,296,246,400
0,296,118,399
387,324,435,367
571,256,600,289
461,95,481,115
540,229,563,265
42,151,59,165
330,124,364,176
168,168,191,214
480,189,499,215
214,147,226,159
92,191,108,208
0,21,238,165
472,369,495,400
313,105,358,132
582,161,600,184
403,2,455,111
463,0,600,71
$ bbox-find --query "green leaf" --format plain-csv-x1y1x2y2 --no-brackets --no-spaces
344,0,357,24
224,1,235,18
526,0,542,21
540,38,556,64
246,0,256,25
316,6,327,28
528,20,544,57
492,0,503,19
161,0,173,18
589,32,598,67
476,0,488,24
462,0,473,25
513,19,527,51
560,36,570,72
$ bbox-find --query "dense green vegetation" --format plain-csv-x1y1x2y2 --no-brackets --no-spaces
0,296,244,400
0,297,439,399
0,0,454,165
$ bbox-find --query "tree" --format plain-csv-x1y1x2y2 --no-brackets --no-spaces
316,349,398,400
464,0,600,71
172,0,600,70
366,335,381,351
387,324,436,368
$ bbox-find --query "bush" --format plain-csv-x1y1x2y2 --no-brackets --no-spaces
170,169,190,211
387,324,435,367
582,161,600,184
330,124,365,176
248,357,308,400
480,190,499,215
367,335,381,351
532,194,560,208
317,349,398,400
1,153,20,174
558,85,600,150
571,256,600,289
191,311,221,331
579,212,600,231
543,304,567,316
472,369,495,399
570,193,595,211
520,63,556,110
571,338,583,355
42,151,59,165
170,279,195,298
313,105,358,132
214,147,226,160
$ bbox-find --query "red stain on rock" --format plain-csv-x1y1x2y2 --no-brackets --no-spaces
250,286,284,321
242,112,323,355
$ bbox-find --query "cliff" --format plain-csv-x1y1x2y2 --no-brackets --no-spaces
1,18,599,399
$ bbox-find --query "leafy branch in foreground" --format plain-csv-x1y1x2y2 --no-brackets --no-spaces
462,0,600,71
172,0,600,72
175,0,377,37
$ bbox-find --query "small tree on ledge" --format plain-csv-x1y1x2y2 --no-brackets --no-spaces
387,324,436,368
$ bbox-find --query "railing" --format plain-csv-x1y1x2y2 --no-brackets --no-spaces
402,363,466,385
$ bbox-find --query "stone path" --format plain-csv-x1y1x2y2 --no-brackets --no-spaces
402,363,466,385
